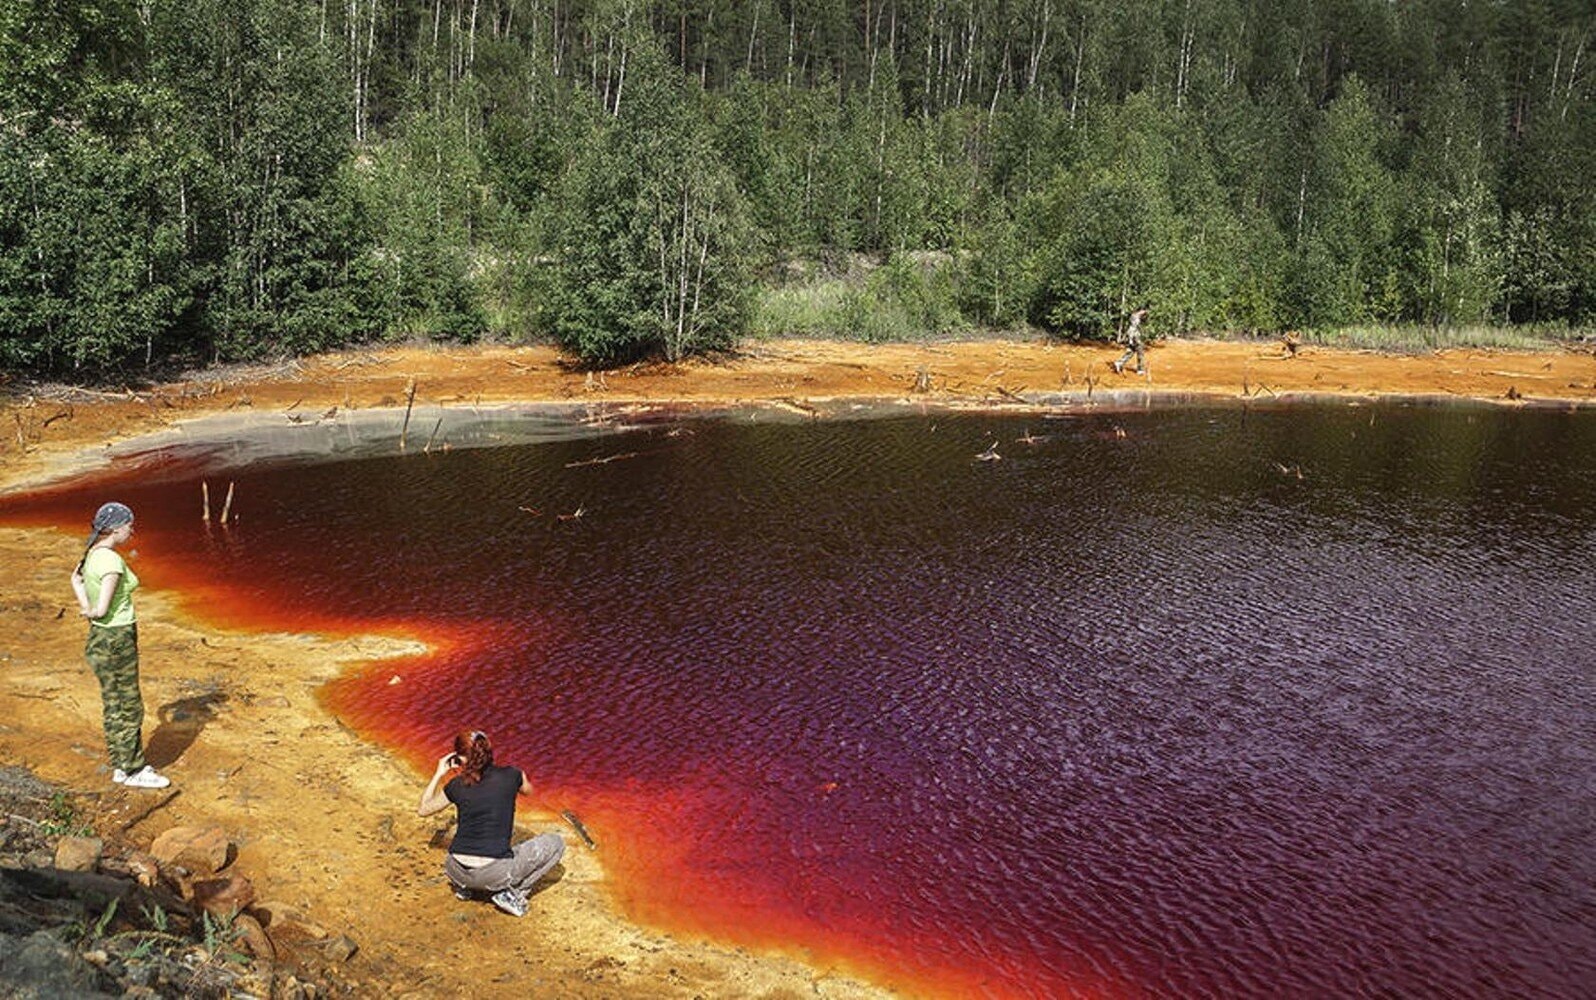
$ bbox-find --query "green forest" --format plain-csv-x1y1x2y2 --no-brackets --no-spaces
2,0,1591,376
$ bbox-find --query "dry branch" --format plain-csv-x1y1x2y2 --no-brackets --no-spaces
399,379,417,449
564,451,642,468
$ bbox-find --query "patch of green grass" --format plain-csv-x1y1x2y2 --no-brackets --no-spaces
750,253,974,343
39,792,93,838
1302,324,1579,353
750,279,854,339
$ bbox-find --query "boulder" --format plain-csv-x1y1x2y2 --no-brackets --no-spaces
253,900,327,937
149,826,234,876
53,836,102,873
125,850,160,887
231,913,276,963
191,872,255,918
320,934,358,963
0,929,112,997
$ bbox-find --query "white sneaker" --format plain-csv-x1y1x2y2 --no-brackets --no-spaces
490,888,528,917
115,766,171,789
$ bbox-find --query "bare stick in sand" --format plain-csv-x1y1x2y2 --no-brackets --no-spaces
399,379,418,450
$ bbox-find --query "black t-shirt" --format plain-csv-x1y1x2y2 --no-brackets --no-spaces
444,764,523,858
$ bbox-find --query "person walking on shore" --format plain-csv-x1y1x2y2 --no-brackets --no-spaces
69,502,170,789
418,729,565,917
1111,305,1150,376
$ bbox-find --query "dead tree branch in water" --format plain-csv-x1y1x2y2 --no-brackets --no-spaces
399,379,417,450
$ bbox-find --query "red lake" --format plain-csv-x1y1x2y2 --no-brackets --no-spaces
4,402,1594,998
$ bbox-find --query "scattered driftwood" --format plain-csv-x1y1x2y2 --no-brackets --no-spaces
774,397,818,417
423,417,444,454
46,386,139,402
994,385,1028,403
556,506,587,522
220,482,235,524
976,441,1001,462
561,810,597,849
327,354,393,371
1272,461,1304,480
0,866,191,927
201,482,211,523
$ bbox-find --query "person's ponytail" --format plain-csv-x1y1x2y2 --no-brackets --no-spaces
75,532,102,575
453,730,493,786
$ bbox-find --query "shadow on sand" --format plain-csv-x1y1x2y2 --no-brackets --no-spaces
145,692,227,770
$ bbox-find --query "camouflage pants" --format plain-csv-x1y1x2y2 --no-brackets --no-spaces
1115,336,1146,373
85,624,146,772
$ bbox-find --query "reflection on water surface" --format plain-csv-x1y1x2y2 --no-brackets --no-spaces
5,402,1594,998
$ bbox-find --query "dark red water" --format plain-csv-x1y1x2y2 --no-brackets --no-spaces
6,403,1594,998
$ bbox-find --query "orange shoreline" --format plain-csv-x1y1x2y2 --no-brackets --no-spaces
0,337,1592,998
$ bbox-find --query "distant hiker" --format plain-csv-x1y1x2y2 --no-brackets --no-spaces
418,729,565,917
1111,306,1150,376
69,502,170,790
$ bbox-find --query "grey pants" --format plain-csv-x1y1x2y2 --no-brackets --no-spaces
445,833,565,895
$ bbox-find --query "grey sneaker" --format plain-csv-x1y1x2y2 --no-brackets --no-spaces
490,888,528,917
452,885,473,901
115,766,171,789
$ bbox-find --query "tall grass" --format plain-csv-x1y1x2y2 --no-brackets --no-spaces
1300,324,1585,353
751,254,973,343
750,257,1592,352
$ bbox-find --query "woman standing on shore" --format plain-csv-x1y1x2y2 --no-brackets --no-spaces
418,729,564,917
69,502,170,789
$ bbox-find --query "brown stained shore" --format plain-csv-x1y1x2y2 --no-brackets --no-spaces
0,337,1592,998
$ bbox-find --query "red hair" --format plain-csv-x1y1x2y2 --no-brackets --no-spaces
453,730,493,786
